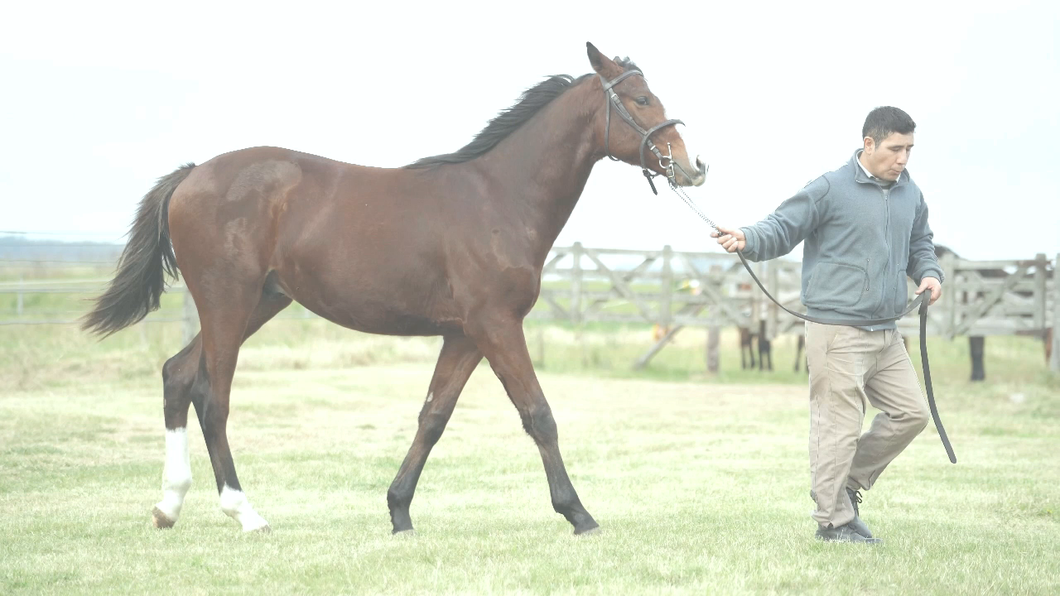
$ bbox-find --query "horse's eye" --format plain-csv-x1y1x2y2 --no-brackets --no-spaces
635,96,650,106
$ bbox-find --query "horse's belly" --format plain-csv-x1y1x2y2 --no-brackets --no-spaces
265,162,462,336
275,260,461,337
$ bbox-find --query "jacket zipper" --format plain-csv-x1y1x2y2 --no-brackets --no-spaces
875,186,891,317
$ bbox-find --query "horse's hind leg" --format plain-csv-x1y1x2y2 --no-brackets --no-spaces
198,284,292,531
387,334,482,534
152,280,291,530
152,333,204,528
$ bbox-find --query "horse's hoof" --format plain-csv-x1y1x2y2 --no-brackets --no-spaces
241,519,271,533
151,507,176,529
574,524,601,536
392,528,416,538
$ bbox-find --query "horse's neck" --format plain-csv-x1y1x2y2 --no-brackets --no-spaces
478,81,602,256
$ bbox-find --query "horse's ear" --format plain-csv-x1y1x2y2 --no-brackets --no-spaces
586,42,618,76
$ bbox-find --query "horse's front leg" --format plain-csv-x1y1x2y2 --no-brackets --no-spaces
387,334,483,534
468,316,598,534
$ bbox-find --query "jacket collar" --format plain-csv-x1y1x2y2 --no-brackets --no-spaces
851,149,906,187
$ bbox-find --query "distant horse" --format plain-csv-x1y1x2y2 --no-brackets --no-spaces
756,320,773,371
739,320,772,371
736,281,765,370
739,326,756,370
83,43,706,535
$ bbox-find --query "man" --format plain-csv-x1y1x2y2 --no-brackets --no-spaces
712,107,943,544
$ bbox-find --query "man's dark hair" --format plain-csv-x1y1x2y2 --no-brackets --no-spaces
862,106,916,145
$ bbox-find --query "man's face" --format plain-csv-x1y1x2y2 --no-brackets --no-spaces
862,132,914,181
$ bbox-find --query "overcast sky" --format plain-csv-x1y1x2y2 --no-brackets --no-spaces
1,0,1056,261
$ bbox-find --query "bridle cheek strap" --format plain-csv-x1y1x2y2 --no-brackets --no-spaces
598,72,683,194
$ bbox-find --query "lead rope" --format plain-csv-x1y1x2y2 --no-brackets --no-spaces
664,175,956,464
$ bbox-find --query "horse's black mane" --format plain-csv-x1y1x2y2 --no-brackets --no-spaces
406,57,641,169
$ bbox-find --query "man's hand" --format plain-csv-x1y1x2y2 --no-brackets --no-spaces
711,226,746,253
916,276,942,305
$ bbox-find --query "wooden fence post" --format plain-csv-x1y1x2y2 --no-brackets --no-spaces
571,243,585,365
767,260,779,341
1052,253,1059,373
750,262,762,332
16,275,23,316
707,264,721,373
571,242,583,326
660,245,673,331
182,286,199,346
535,327,545,368
1034,253,1047,332
940,252,956,339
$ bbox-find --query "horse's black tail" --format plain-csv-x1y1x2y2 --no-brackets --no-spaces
82,163,196,337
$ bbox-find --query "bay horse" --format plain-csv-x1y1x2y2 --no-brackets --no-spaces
83,43,706,535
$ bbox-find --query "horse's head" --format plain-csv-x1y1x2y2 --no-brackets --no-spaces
587,42,706,188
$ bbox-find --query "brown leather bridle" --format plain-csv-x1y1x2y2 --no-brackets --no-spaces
598,69,684,195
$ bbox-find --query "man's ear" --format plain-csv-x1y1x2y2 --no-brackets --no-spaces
862,136,876,154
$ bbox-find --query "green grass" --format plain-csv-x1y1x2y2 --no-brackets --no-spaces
1,317,1058,595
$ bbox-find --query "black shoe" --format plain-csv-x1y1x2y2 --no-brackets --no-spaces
815,523,882,544
846,488,874,539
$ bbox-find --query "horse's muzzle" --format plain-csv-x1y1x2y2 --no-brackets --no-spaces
674,155,708,187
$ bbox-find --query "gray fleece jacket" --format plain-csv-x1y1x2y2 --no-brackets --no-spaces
740,150,944,330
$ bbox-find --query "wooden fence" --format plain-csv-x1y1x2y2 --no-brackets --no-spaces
529,244,1059,372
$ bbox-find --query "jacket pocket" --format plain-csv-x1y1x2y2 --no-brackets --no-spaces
893,271,911,313
805,261,869,309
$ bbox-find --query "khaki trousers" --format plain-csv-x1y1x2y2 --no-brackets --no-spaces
805,322,930,528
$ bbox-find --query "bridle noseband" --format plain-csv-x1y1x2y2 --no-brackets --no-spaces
598,70,684,195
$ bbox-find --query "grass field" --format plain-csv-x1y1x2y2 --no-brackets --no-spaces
1,317,1058,595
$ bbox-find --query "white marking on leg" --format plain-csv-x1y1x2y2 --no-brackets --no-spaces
426,391,434,403
155,428,192,522
219,485,270,531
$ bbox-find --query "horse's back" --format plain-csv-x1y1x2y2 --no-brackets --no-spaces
173,146,364,204
167,145,388,253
